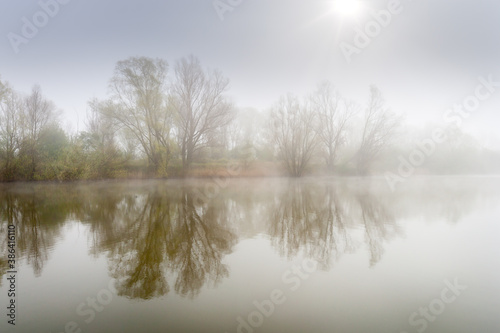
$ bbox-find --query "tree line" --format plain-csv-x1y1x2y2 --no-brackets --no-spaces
1,55,498,182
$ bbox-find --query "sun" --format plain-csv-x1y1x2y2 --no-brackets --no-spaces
332,0,362,18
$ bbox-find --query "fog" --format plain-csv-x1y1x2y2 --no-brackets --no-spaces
1,1,500,333
1,1,500,183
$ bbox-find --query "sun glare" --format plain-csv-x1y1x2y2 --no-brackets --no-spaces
332,0,362,18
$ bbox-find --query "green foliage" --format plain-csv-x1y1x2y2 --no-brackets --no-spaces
56,140,88,181
36,125,69,180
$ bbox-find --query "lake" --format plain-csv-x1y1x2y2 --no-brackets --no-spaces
1,176,499,333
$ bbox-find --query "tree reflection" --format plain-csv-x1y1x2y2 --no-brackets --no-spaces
269,181,356,269
269,181,319,259
87,187,236,300
354,186,400,267
17,196,50,275
315,184,356,264
0,194,17,285
106,193,172,299
0,178,496,296
0,187,67,277
269,180,402,268
0,257,7,287
170,191,236,298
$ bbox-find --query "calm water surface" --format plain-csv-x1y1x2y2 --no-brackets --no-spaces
1,177,499,333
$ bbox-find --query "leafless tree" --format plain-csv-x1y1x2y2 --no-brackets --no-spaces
79,99,123,178
103,57,173,175
85,99,117,151
269,94,319,177
0,85,23,180
0,78,6,99
172,55,234,174
355,85,400,174
22,85,56,180
311,81,356,171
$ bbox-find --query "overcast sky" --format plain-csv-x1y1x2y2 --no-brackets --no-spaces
1,0,499,146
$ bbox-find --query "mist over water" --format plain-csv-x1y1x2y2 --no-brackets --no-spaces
1,177,499,333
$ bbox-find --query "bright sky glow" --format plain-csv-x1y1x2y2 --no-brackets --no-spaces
332,0,362,18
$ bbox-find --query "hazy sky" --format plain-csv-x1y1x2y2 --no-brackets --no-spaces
1,0,499,146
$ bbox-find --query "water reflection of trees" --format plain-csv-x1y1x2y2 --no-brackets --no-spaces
0,183,237,299
83,187,237,300
269,181,352,269
355,186,400,267
105,193,172,299
0,178,498,294
172,192,235,297
269,180,403,268
0,186,70,278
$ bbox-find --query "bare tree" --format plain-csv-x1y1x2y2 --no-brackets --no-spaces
0,85,23,180
0,78,6,99
269,94,319,177
103,57,173,175
311,81,356,172
85,99,118,151
22,85,56,180
172,55,234,174
355,85,400,174
79,99,122,178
